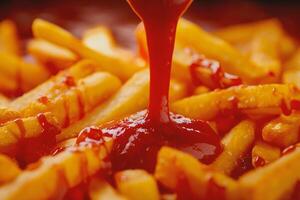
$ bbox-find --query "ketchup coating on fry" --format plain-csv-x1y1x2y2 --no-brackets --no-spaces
14,113,61,166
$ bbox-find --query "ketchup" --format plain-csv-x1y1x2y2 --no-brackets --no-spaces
76,0,221,174
15,113,61,167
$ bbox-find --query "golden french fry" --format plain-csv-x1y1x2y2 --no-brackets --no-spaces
285,48,300,71
244,28,282,83
282,69,300,89
251,141,281,168
211,120,255,175
0,20,20,55
214,19,296,59
32,19,145,81
172,84,297,120
193,86,210,95
262,114,300,148
19,72,121,129
176,18,265,83
155,147,237,200
0,141,111,200
89,179,127,200
28,39,79,72
238,147,300,200
57,69,188,141
0,52,50,95
0,112,60,153
0,154,21,185
115,170,160,200
10,59,101,111
0,107,20,125
82,26,116,56
0,94,9,106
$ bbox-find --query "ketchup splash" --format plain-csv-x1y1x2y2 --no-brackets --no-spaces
76,0,222,174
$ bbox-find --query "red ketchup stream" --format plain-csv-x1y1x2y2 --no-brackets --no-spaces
77,0,222,178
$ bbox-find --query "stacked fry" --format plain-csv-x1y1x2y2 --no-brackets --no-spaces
0,17,299,200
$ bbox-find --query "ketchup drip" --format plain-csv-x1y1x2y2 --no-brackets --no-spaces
76,0,221,174
128,0,195,123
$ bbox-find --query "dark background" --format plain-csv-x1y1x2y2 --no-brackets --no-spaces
0,0,299,48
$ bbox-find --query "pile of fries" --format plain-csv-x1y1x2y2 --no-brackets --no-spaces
0,16,300,200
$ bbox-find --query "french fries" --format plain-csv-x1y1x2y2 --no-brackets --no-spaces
155,147,238,200
9,59,100,110
0,140,112,200
115,170,159,200
0,112,59,154
57,69,188,141
0,20,20,55
243,27,282,83
89,179,127,200
0,10,299,200
238,147,300,200
284,48,300,71
211,120,255,175
28,39,79,72
32,19,145,81
0,154,21,185
172,84,297,120
0,52,50,95
176,19,266,83
251,141,281,168
215,19,296,59
262,114,300,147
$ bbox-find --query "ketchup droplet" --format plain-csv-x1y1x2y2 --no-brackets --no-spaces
38,96,49,105
62,75,76,87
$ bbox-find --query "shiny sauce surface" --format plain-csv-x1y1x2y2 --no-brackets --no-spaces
78,0,222,175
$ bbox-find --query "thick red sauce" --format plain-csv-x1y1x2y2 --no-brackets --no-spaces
89,0,221,171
